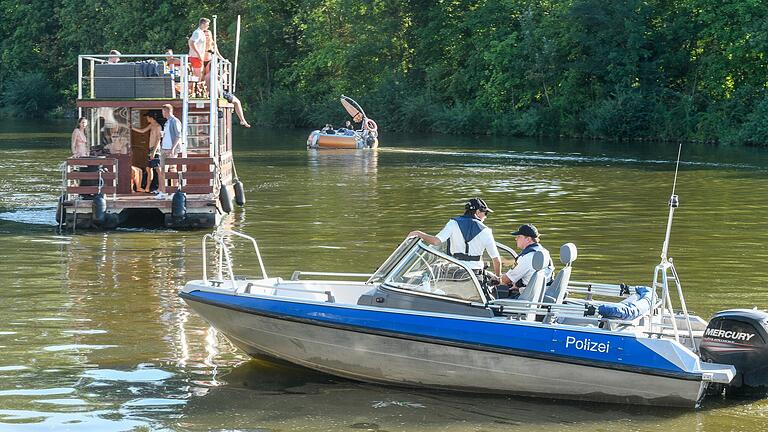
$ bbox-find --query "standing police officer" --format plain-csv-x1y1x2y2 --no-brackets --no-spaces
408,198,502,277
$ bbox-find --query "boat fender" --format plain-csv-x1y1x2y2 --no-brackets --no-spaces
92,193,107,225
219,184,233,213
233,179,246,206
172,190,187,221
55,194,66,224
365,118,378,132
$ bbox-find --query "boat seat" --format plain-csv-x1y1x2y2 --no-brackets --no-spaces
542,243,577,304
491,251,547,320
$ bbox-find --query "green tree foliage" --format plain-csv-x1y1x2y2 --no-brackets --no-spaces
1,0,767,145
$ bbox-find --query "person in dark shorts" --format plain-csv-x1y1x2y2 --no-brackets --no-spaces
132,112,163,192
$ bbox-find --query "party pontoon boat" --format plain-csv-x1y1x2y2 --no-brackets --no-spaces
58,19,247,230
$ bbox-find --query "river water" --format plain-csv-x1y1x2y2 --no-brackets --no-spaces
0,119,767,431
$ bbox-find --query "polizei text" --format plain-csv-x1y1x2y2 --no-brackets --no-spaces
565,336,610,353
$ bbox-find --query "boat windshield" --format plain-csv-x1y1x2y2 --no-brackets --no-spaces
368,237,419,284
383,244,483,302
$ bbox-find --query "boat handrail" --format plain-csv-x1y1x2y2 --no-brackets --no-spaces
491,299,588,314
201,230,268,284
567,281,632,299
290,271,373,281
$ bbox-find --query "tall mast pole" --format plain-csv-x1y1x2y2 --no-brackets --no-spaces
660,143,683,262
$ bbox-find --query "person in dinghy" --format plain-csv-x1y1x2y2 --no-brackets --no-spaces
408,198,502,279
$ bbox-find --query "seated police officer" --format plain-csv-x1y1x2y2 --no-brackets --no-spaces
499,224,555,298
408,198,502,279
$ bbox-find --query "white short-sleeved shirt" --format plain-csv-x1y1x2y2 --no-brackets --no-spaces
436,219,500,270
161,115,182,150
189,28,206,58
505,246,554,290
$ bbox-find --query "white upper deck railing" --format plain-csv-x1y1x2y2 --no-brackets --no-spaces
76,53,233,160
77,53,232,101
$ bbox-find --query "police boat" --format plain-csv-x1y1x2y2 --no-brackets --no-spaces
179,156,768,407
179,227,768,408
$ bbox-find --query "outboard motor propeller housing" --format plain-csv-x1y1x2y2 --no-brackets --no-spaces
700,309,768,397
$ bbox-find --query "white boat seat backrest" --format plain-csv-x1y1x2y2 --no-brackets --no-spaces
517,250,547,304
543,243,578,304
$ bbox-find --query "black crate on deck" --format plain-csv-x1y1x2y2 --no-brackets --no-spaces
93,64,136,98
135,75,175,98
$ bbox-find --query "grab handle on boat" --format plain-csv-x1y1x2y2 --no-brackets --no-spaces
201,230,269,286
290,271,373,281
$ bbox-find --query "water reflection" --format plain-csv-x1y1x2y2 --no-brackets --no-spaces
0,228,243,431
178,359,702,432
307,148,379,179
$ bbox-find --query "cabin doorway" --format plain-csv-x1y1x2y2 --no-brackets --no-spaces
130,109,164,192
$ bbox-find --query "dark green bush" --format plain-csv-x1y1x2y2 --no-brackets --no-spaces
251,88,310,128
1,72,58,118
583,90,656,138
730,96,768,146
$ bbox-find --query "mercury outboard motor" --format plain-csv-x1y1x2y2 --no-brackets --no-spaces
700,309,768,397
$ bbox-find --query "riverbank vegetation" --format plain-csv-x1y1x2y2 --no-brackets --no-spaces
2,0,767,145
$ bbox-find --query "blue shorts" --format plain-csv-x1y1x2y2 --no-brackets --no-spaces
148,156,160,168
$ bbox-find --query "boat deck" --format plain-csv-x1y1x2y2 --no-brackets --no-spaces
80,192,215,209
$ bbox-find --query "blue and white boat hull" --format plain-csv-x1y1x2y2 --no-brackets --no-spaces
181,284,733,407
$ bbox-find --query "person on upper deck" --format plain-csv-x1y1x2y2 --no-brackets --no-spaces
500,224,555,297
71,117,88,157
203,28,222,81
188,18,209,82
108,50,121,64
165,48,181,70
158,104,182,195
408,198,502,278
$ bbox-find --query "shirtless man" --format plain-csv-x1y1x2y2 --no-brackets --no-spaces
131,112,162,192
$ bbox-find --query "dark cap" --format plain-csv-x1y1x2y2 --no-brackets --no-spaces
512,224,539,238
465,198,493,213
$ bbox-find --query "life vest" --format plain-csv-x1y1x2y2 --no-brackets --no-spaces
447,216,487,262
514,242,555,287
